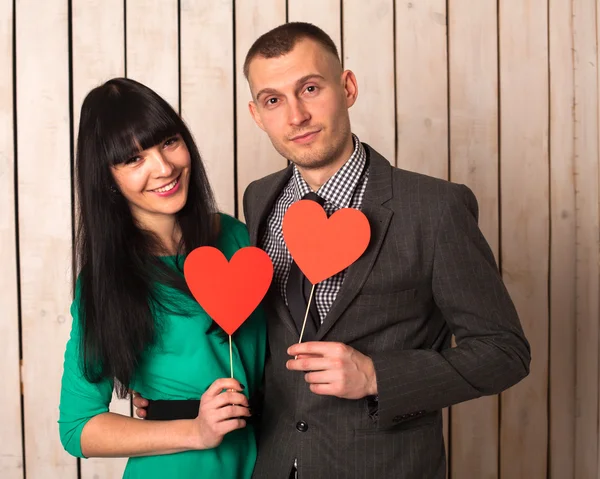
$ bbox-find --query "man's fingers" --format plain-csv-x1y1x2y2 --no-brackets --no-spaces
286,357,333,372
303,370,339,385
288,341,346,358
135,408,147,419
132,394,148,408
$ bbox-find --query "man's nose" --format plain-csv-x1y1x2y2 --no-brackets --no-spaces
288,99,311,126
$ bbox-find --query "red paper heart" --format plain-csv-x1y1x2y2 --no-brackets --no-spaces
282,200,371,285
183,246,273,335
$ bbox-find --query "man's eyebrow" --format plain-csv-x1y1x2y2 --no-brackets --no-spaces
255,74,327,101
255,87,279,101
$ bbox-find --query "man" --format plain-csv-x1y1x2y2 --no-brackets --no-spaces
136,22,530,478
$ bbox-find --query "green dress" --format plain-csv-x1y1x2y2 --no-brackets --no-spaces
58,214,266,479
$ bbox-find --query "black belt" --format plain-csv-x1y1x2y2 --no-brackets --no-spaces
146,399,201,421
145,397,262,427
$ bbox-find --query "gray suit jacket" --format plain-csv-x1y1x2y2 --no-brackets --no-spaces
244,145,530,479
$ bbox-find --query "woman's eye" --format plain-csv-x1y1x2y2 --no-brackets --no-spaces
164,136,179,147
125,155,142,165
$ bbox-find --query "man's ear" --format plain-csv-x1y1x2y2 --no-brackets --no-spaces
248,101,266,131
341,70,358,109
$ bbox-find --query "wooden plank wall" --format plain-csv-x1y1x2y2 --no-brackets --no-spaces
1,1,599,478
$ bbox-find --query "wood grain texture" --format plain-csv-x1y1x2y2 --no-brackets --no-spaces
72,1,128,476
549,1,577,477
572,1,600,478
287,0,341,55
235,0,287,220
0,0,24,477
16,0,75,477
180,0,235,215
499,1,549,477
448,1,499,477
395,0,448,177
343,0,395,163
126,0,179,110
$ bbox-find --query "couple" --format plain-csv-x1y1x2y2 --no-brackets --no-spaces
59,22,530,479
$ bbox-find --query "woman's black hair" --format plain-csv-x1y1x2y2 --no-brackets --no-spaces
75,77,218,396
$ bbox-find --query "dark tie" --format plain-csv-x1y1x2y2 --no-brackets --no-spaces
286,192,325,340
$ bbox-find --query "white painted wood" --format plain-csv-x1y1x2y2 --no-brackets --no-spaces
235,0,287,220
126,0,179,110
0,1,24,477
16,0,75,477
572,1,600,478
344,0,395,163
395,0,448,177
499,1,549,477
180,0,235,215
448,1,499,476
287,0,341,56
549,1,577,478
72,1,128,476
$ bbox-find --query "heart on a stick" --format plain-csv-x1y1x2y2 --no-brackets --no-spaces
283,200,371,285
184,246,273,335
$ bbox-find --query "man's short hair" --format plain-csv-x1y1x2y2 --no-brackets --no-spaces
243,22,340,79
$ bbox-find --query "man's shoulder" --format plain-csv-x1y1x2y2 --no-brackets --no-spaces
245,166,292,200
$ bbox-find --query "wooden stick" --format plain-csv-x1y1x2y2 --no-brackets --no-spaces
298,283,316,344
229,334,234,379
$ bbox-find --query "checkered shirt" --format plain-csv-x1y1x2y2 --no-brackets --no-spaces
260,135,369,322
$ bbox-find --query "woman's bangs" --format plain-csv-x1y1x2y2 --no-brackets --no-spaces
100,96,182,166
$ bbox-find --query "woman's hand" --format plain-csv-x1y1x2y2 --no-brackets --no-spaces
192,378,250,450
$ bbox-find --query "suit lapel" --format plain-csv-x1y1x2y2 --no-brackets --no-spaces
247,166,293,247
316,146,394,339
245,166,297,336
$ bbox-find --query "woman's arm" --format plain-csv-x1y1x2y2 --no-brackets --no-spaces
80,378,248,458
59,290,249,458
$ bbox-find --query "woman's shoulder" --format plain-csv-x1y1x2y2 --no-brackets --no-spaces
216,213,251,249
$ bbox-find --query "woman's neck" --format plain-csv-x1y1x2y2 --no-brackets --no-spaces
135,212,181,255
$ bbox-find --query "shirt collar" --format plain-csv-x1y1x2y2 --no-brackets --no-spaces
292,134,366,209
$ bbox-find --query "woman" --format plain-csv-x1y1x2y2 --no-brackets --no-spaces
58,78,266,478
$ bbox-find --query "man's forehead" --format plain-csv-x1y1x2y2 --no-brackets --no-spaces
248,40,336,92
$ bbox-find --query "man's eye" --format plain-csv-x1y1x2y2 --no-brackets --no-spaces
306,85,317,93
267,98,278,105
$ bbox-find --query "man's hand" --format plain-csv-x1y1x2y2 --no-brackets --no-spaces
286,341,378,399
132,391,148,418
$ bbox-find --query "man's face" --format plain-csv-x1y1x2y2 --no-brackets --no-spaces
247,39,358,171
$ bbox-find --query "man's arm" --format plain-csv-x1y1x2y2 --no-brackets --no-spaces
287,184,529,427
369,184,530,427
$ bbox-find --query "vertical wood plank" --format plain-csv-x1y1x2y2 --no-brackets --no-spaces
126,0,179,110
572,1,600,478
235,1,287,219
72,1,128,477
180,0,235,215
395,0,448,177
448,1,499,478
549,0,577,477
0,0,23,477
499,1,549,477
287,1,341,63
343,0,395,162
395,2,449,468
16,0,75,477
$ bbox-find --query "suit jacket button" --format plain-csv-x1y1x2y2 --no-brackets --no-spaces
296,421,308,432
